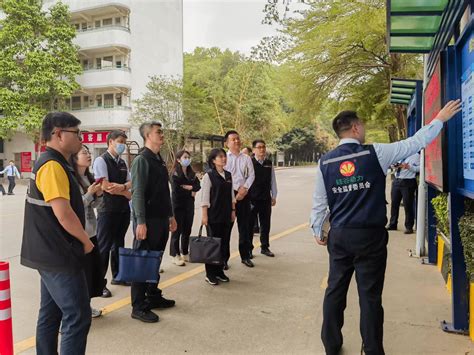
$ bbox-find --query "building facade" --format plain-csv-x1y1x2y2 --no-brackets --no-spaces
1,0,183,173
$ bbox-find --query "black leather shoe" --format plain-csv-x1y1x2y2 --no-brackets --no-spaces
386,225,397,231
261,249,275,257
205,276,219,285
102,287,112,298
131,310,159,323
249,251,254,259
216,273,230,282
241,259,254,267
111,279,131,286
223,262,229,270
404,229,414,234
148,296,176,309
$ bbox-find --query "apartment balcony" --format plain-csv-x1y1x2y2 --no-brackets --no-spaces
76,66,131,90
71,106,132,130
74,26,131,54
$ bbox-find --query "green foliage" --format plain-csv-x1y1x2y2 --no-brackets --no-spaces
431,194,450,238
0,0,81,140
459,200,474,281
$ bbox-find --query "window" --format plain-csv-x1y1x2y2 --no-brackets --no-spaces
74,23,80,30
116,94,122,106
95,20,101,28
0,139,4,154
115,17,121,25
96,95,102,107
116,60,122,68
103,18,113,26
103,56,113,68
104,94,114,108
65,98,71,109
81,22,87,30
72,96,81,110
83,96,89,108
82,59,90,70
96,58,102,69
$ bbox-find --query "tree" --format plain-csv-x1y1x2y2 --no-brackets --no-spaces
263,0,423,142
0,0,82,140
130,75,183,163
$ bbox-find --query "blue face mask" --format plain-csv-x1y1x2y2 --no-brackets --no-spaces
180,158,191,167
115,143,126,155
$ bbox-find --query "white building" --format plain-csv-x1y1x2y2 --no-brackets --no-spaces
1,0,183,172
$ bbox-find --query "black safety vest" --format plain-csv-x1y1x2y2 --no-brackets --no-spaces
249,158,272,201
21,148,86,272
320,144,387,228
208,169,233,224
99,152,130,213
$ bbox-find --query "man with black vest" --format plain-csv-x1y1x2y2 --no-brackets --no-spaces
93,130,132,298
130,121,177,323
21,112,94,354
310,100,461,355
249,139,277,257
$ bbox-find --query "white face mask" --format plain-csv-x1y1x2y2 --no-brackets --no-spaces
180,158,191,167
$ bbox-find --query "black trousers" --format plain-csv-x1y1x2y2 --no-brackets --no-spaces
322,227,388,355
232,194,252,260
170,202,194,256
7,176,15,194
388,178,417,230
131,216,169,312
250,199,272,250
205,222,231,277
96,211,130,282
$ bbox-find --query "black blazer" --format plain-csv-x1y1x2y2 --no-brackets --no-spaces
171,168,201,209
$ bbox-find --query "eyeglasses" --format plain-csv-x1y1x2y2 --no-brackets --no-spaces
54,129,82,138
255,146,266,149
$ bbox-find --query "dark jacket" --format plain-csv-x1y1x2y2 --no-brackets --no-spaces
171,167,201,210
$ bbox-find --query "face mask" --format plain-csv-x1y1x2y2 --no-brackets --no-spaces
115,143,126,155
180,158,191,167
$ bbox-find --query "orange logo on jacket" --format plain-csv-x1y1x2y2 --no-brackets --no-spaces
339,161,355,177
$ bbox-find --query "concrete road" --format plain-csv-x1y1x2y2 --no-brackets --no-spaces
1,167,473,354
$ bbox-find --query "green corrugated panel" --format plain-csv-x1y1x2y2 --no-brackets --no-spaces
391,0,448,13
391,87,416,94
391,16,442,34
391,80,417,88
390,36,434,51
391,93,413,100
391,99,411,105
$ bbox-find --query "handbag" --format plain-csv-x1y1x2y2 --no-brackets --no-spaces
114,244,163,283
189,225,222,264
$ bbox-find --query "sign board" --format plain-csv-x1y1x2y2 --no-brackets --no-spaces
277,151,285,163
81,132,109,144
423,59,446,191
460,31,474,193
20,152,32,172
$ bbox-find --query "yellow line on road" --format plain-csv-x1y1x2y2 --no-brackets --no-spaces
14,223,308,354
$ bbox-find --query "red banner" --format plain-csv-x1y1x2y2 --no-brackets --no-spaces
21,152,32,173
81,132,109,144
423,59,445,191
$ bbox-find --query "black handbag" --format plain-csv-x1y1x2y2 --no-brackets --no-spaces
189,225,222,264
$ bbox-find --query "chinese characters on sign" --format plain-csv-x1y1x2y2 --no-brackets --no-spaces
461,66,474,180
81,132,110,144
20,152,32,173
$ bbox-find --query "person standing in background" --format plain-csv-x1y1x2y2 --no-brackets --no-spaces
170,150,201,266
1,160,21,195
93,130,132,298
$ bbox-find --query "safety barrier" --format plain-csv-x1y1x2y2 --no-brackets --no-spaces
0,261,13,355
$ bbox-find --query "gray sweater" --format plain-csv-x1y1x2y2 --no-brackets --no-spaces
79,175,102,238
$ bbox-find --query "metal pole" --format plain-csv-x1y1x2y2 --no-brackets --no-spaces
415,149,426,257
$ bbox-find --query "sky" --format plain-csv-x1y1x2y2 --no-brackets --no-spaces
183,0,282,55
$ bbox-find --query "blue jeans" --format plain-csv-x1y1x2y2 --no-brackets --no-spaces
36,269,91,355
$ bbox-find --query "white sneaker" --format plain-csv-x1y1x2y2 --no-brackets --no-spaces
182,254,189,262
91,308,102,318
173,255,185,266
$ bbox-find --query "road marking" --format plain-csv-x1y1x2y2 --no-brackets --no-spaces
14,222,308,354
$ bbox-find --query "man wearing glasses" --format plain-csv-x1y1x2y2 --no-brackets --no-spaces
249,139,277,257
21,112,94,354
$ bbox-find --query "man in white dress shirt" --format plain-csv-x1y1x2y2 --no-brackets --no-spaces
224,130,256,267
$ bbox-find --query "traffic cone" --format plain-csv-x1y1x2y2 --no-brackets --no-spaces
0,261,13,355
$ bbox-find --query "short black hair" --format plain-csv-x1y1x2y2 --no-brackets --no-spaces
106,130,128,146
41,112,81,142
139,121,162,141
224,130,239,141
252,139,266,148
332,111,360,138
207,148,227,169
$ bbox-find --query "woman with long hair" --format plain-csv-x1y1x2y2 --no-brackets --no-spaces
72,145,106,318
200,148,236,285
170,150,201,266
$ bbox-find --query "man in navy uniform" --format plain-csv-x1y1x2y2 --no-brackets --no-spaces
310,100,461,355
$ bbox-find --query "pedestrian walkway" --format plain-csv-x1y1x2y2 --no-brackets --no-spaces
4,168,474,354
